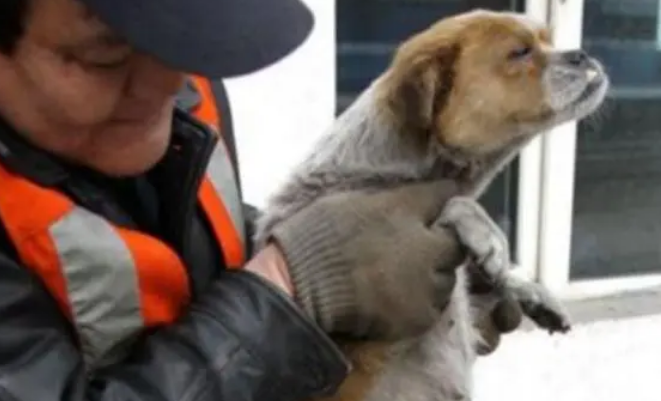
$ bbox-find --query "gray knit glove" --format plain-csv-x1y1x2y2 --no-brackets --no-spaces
269,180,468,340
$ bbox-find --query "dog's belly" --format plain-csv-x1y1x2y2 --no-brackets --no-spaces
314,341,391,401
313,269,479,401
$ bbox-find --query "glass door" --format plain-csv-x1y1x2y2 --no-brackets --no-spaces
538,0,661,297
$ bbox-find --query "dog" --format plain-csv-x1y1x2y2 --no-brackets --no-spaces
254,9,610,401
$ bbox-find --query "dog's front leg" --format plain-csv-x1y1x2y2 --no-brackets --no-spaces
437,197,511,285
498,266,571,333
437,196,571,333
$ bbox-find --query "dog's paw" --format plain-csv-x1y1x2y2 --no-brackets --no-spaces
438,196,510,280
507,279,571,334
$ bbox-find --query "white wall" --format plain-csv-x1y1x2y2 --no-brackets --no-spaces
223,0,336,208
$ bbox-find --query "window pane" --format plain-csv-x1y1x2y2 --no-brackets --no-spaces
336,0,522,256
570,0,661,279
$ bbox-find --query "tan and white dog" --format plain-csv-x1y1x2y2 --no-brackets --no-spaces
255,9,609,401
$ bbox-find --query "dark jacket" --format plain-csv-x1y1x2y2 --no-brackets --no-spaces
0,91,349,400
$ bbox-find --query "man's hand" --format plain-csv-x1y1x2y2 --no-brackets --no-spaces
244,244,295,296
268,179,469,340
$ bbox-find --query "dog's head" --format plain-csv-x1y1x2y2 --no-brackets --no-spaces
376,9,609,156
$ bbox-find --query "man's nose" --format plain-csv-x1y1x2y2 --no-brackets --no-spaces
126,53,187,99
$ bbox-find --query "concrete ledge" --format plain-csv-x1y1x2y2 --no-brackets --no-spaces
519,285,661,331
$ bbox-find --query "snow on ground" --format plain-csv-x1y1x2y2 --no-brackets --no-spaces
473,313,661,401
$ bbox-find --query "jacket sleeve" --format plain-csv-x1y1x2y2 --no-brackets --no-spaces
0,252,349,401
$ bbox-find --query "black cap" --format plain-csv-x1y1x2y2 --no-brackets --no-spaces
78,0,315,79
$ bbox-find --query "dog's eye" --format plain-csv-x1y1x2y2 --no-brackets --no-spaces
508,46,533,60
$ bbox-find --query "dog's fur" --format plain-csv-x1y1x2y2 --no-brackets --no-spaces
254,9,610,401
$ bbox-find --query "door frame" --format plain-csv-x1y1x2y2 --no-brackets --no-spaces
513,0,549,283
518,0,661,300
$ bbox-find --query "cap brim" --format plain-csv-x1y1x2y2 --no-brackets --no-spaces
80,0,314,79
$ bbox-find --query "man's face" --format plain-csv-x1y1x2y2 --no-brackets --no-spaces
0,0,186,176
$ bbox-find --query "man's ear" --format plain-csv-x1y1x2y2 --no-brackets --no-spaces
377,38,459,135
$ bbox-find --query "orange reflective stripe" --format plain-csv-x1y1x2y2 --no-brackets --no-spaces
115,227,191,325
190,75,221,130
0,166,73,318
0,162,191,367
199,178,245,268
0,75,246,366
188,75,246,269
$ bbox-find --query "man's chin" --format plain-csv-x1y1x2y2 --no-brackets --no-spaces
86,113,174,177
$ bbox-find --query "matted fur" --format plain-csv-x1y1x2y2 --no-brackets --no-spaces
255,9,609,401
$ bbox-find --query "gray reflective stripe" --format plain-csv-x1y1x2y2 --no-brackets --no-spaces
175,78,202,111
50,207,143,369
206,140,246,246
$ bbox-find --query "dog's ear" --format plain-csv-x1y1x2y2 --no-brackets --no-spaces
377,34,460,136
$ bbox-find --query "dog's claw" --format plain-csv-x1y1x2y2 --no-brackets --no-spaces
513,282,572,334
522,301,571,333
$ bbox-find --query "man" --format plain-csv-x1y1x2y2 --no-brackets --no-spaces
0,0,523,400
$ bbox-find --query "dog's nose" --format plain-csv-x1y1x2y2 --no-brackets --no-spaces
564,50,590,67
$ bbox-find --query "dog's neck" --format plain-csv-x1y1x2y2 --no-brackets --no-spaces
429,130,531,197
301,83,530,197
